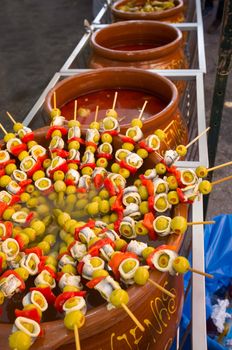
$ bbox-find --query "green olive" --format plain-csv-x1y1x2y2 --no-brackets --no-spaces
139,201,149,215
167,191,179,205
155,217,169,231
99,189,110,200
96,158,108,168
171,216,187,235
110,289,129,307
118,168,130,179
131,118,143,128
155,197,167,211
158,253,170,268
195,166,208,178
101,133,113,143
172,256,190,274
135,221,148,236
138,185,148,200
122,142,134,151
134,179,142,187
115,239,127,251
86,202,99,217
198,180,212,194
134,267,149,285
156,183,166,194
176,145,187,157
64,310,85,330
121,259,137,273
166,175,178,190
154,129,166,141
111,163,120,173
137,148,148,159
142,247,155,260
9,330,32,350
155,163,166,175
99,200,110,214
92,269,109,278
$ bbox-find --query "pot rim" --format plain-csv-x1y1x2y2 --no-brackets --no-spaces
111,0,184,20
90,20,183,62
44,67,179,129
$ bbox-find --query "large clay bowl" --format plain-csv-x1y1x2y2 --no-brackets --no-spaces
0,126,188,349
111,0,185,23
89,21,187,71
44,68,188,149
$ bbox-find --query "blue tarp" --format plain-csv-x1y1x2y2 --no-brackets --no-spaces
172,214,232,350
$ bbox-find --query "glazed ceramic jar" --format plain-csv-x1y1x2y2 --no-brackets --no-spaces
0,126,188,350
44,68,188,150
111,0,185,23
89,21,187,71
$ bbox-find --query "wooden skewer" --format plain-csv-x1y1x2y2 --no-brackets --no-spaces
119,116,126,122
187,220,215,226
163,120,174,133
6,111,16,124
74,324,81,350
211,174,232,186
53,92,57,109
138,100,148,120
94,105,99,123
0,124,7,135
208,160,232,172
188,267,214,279
74,100,78,121
112,91,118,110
148,279,175,298
186,127,210,149
121,303,145,332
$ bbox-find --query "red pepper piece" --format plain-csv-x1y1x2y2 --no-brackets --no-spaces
50,149,70,158
85,141,97,149
67,137,85,144
30,286,56,304
25,212,35,224
9,194,21,206
121,136,136,145
55,291,86,313
143,212,156,241
76,187,87,193
138,141,154,153
109,252,139,280
46,126,67,139
0,159,16,169
21,132,34,143
19,179,32,188
14,234,26,250
176,188,194,204
27,161,42,178
77,261,84,275
101,130,118,136
140,177,154,196
10,143,27,157
79,163,96,170
2,221,13,240
15,307,41,323
49,162,68,177
119,160,137,174
88,238,115,257
0,169,5,177
0,256,3,274
94,174,104,189
96,153,113,160
25,247,43,258
104,178,116,197
86,276,105,289
148,196,155,212
0,202,8,218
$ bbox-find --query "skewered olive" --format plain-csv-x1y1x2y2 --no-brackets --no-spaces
5,163,17,175
68,120,80,128
166,175,178,190
135,221,148,236
122,142,134,151
176,145,187,157
99,200,110,214
198,180,212,194
110,289,129,307
96,158,108,168
142,247,155,260
167,191,179,205
92,269,109,278
101,133,112,143
13,122,24,132
62,264,76,274
3,207,15,220
89,121,100,130
139,201,149,215
111,163,120,173
110,213,118,223
154,217,169,231
195,166,208,178
0,175,11,187
64,310,85,330
68,141,80,150
115,238,127,251
86,202,99,217
138,185,148,200
131,119,143,128
137,148,148,159
154,129,166,141
81,166,93,176
170,216,187,235
9,330,32,350
134,267,149,285
172,256,190,274
119,168,130,178
155,163,167,175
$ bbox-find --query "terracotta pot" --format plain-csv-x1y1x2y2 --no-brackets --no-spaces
0,126,188,350
111,0,185,23
89,21,187,71
44,68,188,151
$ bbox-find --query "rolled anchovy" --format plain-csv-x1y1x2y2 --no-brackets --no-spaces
70,241,87,260
30,145,47,161
51,116,65,126
0,150,10,163
126,126,143,142
151,249,178,275
49,136,64,150
127,240,147,257
68,125,81,139
0,274,22,297
125,153,143,169
58,273,83,291
164,149,179,166
153,215,172,237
